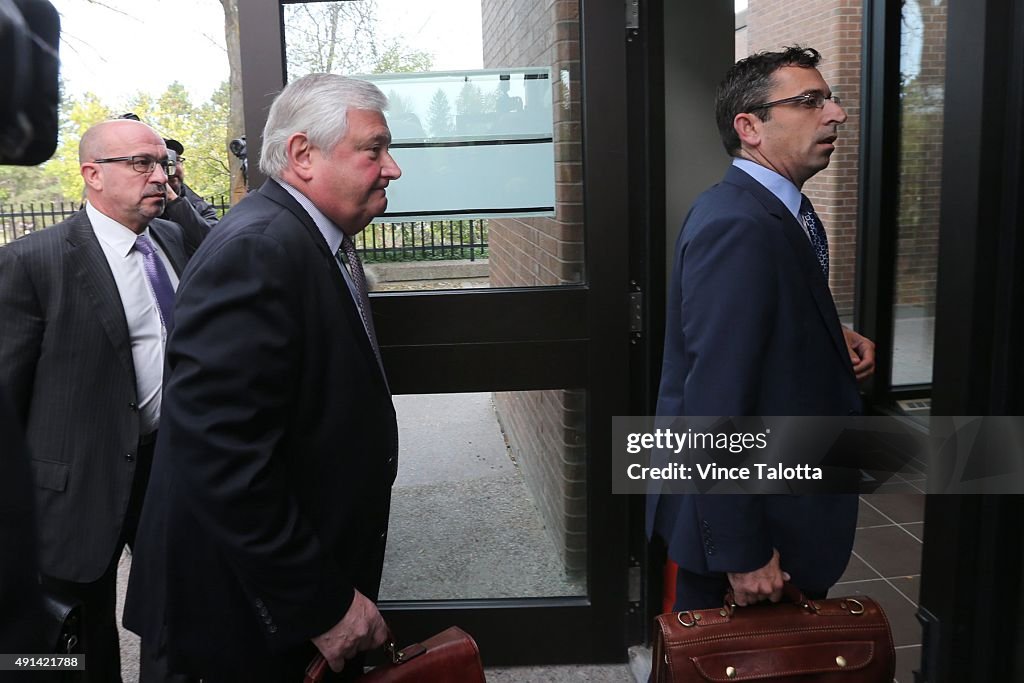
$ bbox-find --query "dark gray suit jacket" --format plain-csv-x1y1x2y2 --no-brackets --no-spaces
124,180,398,680
0,210,190,583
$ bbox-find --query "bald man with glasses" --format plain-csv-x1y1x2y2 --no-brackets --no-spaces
0,118,205,682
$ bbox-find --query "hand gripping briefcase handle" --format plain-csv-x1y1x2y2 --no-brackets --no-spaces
304,625,486,682
651,582,895,682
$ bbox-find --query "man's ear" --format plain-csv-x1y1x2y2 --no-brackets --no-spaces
81,163,102,192
285,132,316,181
734,113,763,148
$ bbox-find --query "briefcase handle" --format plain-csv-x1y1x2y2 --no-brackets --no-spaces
722,581,819,614
305,627,425,683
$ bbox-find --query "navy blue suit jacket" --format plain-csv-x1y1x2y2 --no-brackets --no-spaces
648,165,861,594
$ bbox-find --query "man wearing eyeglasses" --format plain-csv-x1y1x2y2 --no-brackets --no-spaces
648,46,876,611
0,118,202,681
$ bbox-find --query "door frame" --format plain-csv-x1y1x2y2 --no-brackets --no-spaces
236,0,636,664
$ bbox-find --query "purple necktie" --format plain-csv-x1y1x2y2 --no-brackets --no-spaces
134,234,176,333
800,195,830,281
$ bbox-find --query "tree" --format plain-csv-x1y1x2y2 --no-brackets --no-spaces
282,1,434,78
427,89,454,138
456,82,485,116
219,0,246,204
47,92,113,200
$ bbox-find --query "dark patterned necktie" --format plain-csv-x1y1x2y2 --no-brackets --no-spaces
134,234,175,332
800,195,830,280
337,235,382,366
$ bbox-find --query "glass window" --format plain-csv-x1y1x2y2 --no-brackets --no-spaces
891,0,946,386
379,391,587,601
282,0,584,290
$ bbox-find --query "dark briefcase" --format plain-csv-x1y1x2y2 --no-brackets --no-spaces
305,626,486,683
650,584,895,682
40,590,82,655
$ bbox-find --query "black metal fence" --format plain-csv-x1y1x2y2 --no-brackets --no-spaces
356,219,488,262
0,198,489,262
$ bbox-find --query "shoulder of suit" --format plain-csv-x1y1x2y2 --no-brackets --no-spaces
0,212,78,257
150,216,184,234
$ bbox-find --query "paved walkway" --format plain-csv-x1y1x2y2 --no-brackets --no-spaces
115,393,621,681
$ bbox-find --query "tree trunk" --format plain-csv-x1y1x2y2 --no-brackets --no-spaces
220,0,247,204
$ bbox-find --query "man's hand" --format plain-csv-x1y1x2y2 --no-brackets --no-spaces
842,327,876,382
727,549,790,606
311,589,388,673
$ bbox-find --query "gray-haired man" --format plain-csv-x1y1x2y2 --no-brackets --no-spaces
125,73,401,681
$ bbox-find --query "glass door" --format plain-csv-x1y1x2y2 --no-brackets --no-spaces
238,0,635,664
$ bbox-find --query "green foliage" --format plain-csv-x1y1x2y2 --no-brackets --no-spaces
0,82,230,205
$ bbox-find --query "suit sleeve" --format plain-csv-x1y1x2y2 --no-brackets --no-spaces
0,247,44,424
161,232,352,646
678,213,778,573
162,196,212,257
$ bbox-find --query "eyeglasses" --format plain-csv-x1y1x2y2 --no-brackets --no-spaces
92,155,173,176
747,92,842,112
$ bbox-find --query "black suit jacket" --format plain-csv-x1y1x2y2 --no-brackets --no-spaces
0,210,189,582
648,165,862,593
124,179,398,679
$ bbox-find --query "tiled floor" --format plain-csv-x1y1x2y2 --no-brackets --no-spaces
837,480,926,683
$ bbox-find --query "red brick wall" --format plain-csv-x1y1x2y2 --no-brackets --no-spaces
482,0,583,286
482,0,586,575
746,0,863,317
493,389,587,576
745,0,944,312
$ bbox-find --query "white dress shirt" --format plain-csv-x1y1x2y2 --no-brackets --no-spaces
87,202,179,434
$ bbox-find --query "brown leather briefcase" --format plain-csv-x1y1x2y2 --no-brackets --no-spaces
304,626,486,683
650,584,895,682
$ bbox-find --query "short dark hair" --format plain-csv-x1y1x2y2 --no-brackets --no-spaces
715,46,822,156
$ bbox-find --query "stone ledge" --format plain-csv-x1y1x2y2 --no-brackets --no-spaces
367,258,490,282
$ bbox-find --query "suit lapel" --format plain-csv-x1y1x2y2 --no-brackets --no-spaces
64,211,137,386
725,167,853,373
257,180,390,391
149,219,188,276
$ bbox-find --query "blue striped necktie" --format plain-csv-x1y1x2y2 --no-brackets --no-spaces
800,195,829,280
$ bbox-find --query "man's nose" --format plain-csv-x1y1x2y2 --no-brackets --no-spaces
382,151,401,180
827,100,848,125
151,163,169,183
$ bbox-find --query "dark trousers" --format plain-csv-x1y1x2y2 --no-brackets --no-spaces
673,567,828,612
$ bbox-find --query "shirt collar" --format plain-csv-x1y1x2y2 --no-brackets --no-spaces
276,179,345,255
732,158,803,221
86,201,153,258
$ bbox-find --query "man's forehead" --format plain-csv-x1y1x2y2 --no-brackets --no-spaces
771,65,828,93
101,121,166,151
347,109,391,135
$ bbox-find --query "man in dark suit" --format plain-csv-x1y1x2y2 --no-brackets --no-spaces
0,118,197,680
124,73,401,681
648,46,876,610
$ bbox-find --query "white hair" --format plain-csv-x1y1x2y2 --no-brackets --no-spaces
259,73,388,178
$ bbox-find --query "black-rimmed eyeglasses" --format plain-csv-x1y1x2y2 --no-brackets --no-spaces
747,92,842,112
92,155,173,175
